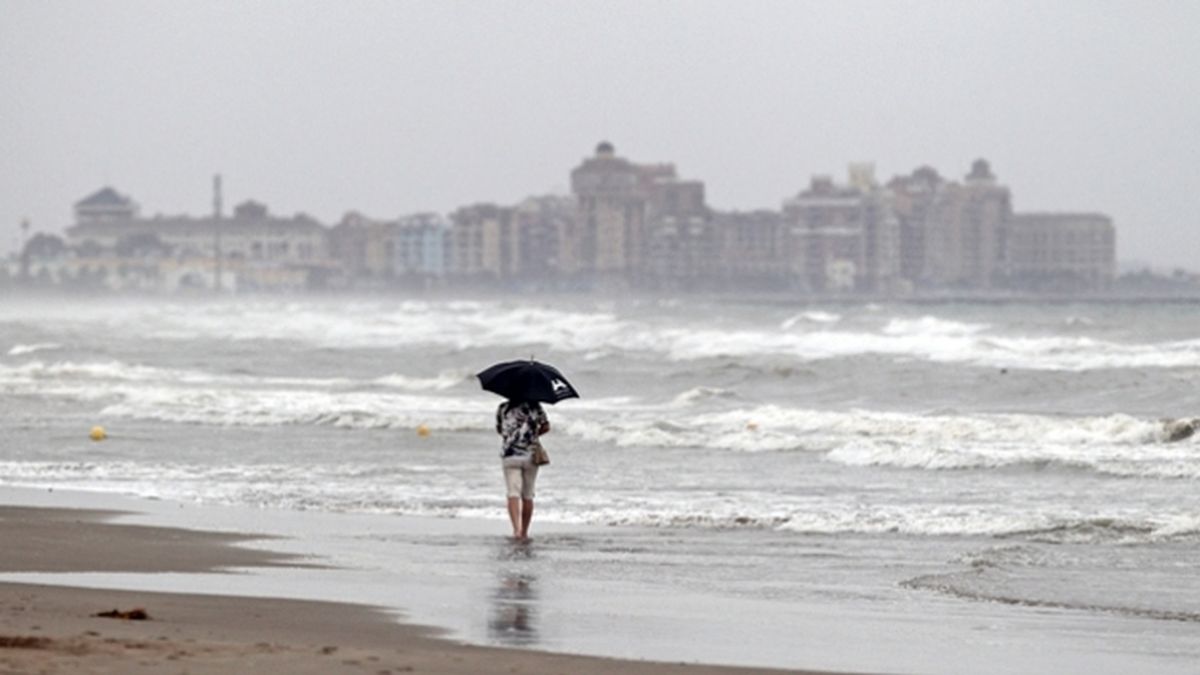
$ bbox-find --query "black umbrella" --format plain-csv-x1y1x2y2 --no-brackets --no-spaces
477,359,580,404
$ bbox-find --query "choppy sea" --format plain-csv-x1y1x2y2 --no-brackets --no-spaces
2,294,1199,673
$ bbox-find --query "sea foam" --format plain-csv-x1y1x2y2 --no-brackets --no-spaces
6,342,62,356
13,300,1197,370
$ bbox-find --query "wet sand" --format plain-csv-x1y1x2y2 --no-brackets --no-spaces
0,504,844,674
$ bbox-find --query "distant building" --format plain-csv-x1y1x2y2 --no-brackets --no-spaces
75,187,138,223
511,195,571,282
566,142,649,282
713,210,790,288
955,160,1012,289
1005,213,1115,292
782,168,899,293
330,211,448,286
393,212,448,282
14,233,71,287
567,142,717,287
864,192,902,294
66,187,331,292
887,166,943,285
329,212,387,280
448,203,515,280
643,172,713,287
31,151,1122,296
889,160,1011,290
783,176,864,292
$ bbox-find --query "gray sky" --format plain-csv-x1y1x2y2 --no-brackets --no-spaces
2,0,1197,269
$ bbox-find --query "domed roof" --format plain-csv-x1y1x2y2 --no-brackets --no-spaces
595,141,615,157
76,186,132,208
968,158,994,181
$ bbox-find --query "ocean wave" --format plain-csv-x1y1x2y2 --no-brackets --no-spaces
136,301,637,355
821,413,1199,479
17,300,1199,370
0,359,357,388
6,342,62,356
773,506,1200,542
780,311,841,329
668,386,742,407
557,406,1200,477
3,458,1196,544
901,571,1200,623
7,357,1198,479
89,383,626,432
558,416,806,452
373,371,470,391
660,327,1200,370
882,316,988,336
998,514,1200,544
98,386,491,430
1,359,474,397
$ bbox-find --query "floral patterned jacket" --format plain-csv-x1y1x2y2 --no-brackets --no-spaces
495,401,548,459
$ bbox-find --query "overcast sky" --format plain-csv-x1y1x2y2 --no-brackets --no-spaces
2,0,1197,268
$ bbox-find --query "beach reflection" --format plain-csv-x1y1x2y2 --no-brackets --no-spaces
488,540,540,646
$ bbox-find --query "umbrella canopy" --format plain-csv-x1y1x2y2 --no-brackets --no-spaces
477,359,580,404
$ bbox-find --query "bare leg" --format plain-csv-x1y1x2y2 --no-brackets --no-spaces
520,498,534,538
507,497,522,538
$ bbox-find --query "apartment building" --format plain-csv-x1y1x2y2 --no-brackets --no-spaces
889,161,1011,290
66,187,330,291
448,203,515,280
565,142,648,280
567,142,725,287
393,212,448,281
511,195,571,281
712,210,790,288
1006,213,1115,291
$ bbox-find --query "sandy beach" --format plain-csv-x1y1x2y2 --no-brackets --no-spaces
0,503,840,675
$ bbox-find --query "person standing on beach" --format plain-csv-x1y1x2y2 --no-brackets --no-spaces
496,399,550,539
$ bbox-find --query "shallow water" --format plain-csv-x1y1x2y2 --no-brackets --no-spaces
2,294,1199,672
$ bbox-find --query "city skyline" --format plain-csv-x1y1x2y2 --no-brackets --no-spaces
2,1,1197,270
10,143,1118,297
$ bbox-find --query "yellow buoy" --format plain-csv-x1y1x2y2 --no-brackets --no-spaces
89,426,107,441
416,424,431,437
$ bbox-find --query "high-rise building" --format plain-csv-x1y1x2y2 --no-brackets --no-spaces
393,212,448,281
566,141,714,287
566,142,648,280
713,210,789,288
889,160,1011,290
1005,213,1115,292
643,174,713,286
782,168,899,293
511,195,571,281
448,203,514,280
887,166,944,285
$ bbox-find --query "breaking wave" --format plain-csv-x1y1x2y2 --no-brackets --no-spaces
3,457,1197,544
373,371,470,391
780,311,841,329
6,342,62,356
3,358,1196,478
10,301,1199,370
882,316,987,336
0,360,470,393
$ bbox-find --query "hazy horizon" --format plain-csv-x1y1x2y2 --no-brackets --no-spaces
3,1,1197,270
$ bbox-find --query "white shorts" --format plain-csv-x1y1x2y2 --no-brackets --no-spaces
502,457,539,499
